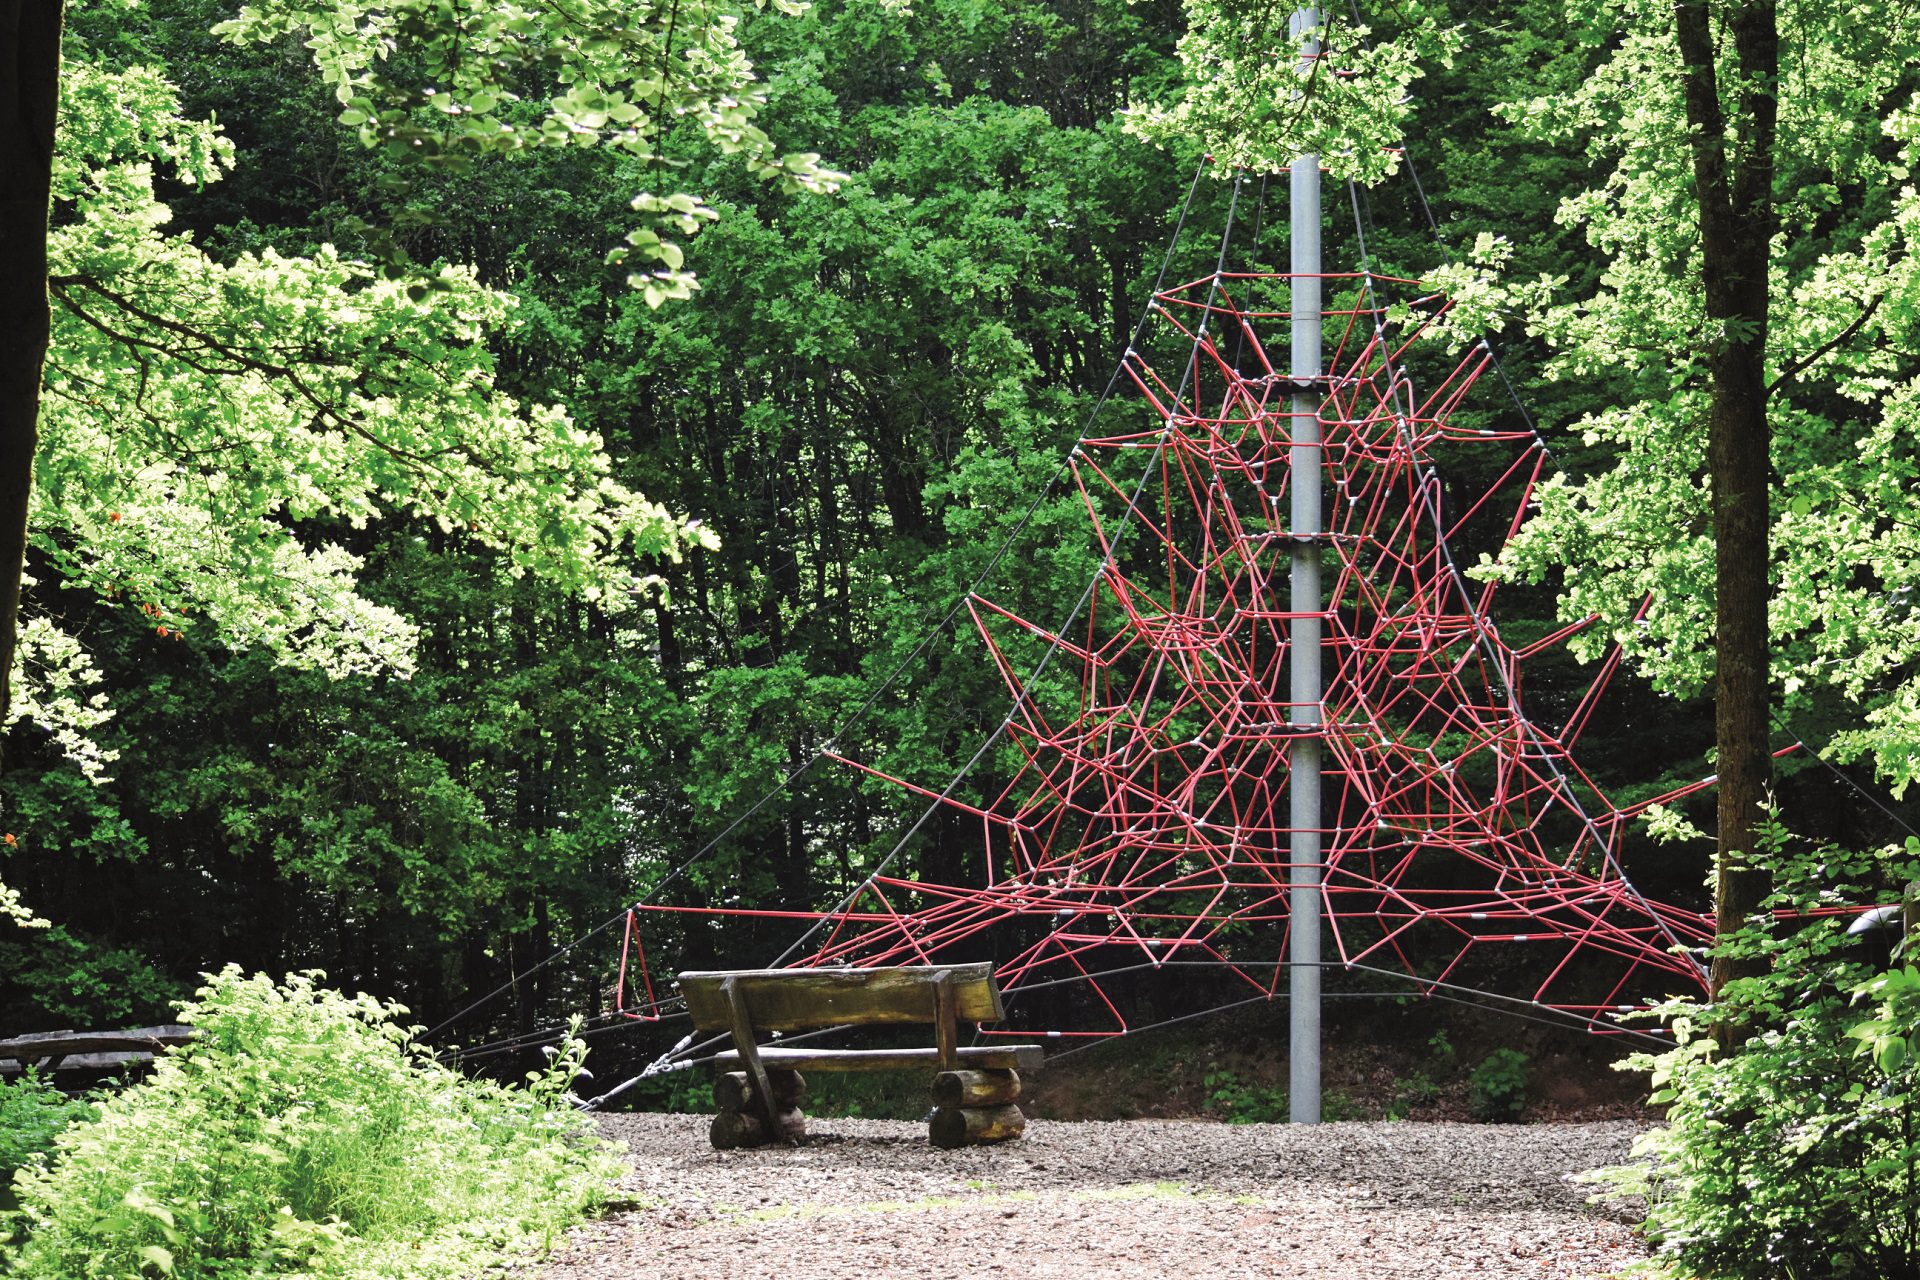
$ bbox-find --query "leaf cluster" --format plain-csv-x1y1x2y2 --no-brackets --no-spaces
1485,0,1920,793
214,0,843,300
3,968,620,1279
1591,831,1920,1278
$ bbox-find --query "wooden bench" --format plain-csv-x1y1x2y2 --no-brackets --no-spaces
0,1025,195,1077
677,964,1042,1149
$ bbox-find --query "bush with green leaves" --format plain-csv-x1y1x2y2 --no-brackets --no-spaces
1468,1048,1529,1122
0,1073,93,1191
1203,1069,1288,1124
3,968,621,1279
1590,833,1920,1279
1385,1071,1441,1121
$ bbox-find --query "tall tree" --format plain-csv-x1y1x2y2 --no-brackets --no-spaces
1673,0,1778,995
0,0,841,930
1492,0,1920,988
0,0,63,771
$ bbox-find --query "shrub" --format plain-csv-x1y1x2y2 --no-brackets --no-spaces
1204,1069,1288,1123
0,926,182,1030
0,1072,93,1189
1589,833,1920,1279
1468,1048,1529,1121
1385,1070,1440,1121
3,967,621,1280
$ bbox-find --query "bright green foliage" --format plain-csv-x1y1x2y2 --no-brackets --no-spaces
11,12,711,781
48,31,703,644
4,968,619,1280
0,1074,93,1191
213,0,844,303
1466,1048,1528,1122
1591,834,1920,1279
1488,0,1920,790
1127,2,1460,182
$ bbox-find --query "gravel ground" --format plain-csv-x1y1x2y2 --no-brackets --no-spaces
510,1113,1649,1279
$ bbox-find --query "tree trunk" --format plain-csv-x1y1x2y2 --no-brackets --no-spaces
1672,0,1779,1011
0,0,64,758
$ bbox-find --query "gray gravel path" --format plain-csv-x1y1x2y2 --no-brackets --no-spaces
514,1113,1647,1279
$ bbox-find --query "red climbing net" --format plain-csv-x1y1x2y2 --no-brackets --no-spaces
626,269,1723,1038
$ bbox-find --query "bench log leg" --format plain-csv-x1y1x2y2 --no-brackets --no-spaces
711,1105,808,1149
928,1102,1025,1149
711,1068,807,1149
716,1068,807,1113
932,1067,1019,1108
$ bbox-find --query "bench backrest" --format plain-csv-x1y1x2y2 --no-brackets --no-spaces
677,964,1003,1033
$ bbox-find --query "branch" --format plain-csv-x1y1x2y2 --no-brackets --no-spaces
1671,0,1731,229
1765,294,1884,398
49,274,468,476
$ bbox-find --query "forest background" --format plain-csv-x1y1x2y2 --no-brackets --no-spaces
6,0,1920,1085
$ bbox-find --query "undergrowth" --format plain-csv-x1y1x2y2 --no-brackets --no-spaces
0,1074,93,1206
1467,1048,1530,1121
1588,829,1920,1279
2,967,621,1279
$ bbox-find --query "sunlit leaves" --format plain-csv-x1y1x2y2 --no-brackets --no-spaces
1125,4,1460,183
22,30,713,752
213,0,845,299
3,969,620,1278
1586,831,1920,1277
1487,0,1920,790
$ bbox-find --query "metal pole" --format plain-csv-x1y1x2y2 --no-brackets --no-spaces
1287,4,1324,1126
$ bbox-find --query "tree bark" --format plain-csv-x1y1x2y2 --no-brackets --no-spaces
0,0,64,760
1672,0,1779,1011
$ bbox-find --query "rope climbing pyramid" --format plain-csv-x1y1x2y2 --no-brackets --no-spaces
584,188,1727,1078
774,265,1714,1032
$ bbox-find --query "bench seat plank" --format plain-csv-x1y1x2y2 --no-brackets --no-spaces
0,1026,195,1059
680,964,1003,1032
715,1044,1044,1073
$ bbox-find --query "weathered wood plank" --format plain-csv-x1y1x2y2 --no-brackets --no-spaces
0,1050,156,1075
929,1103,1025,1148
931,970,957,1071
714,1044,1043,1073
0,1025,194,1058
678,965,1003,1032
722,974,783,1135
